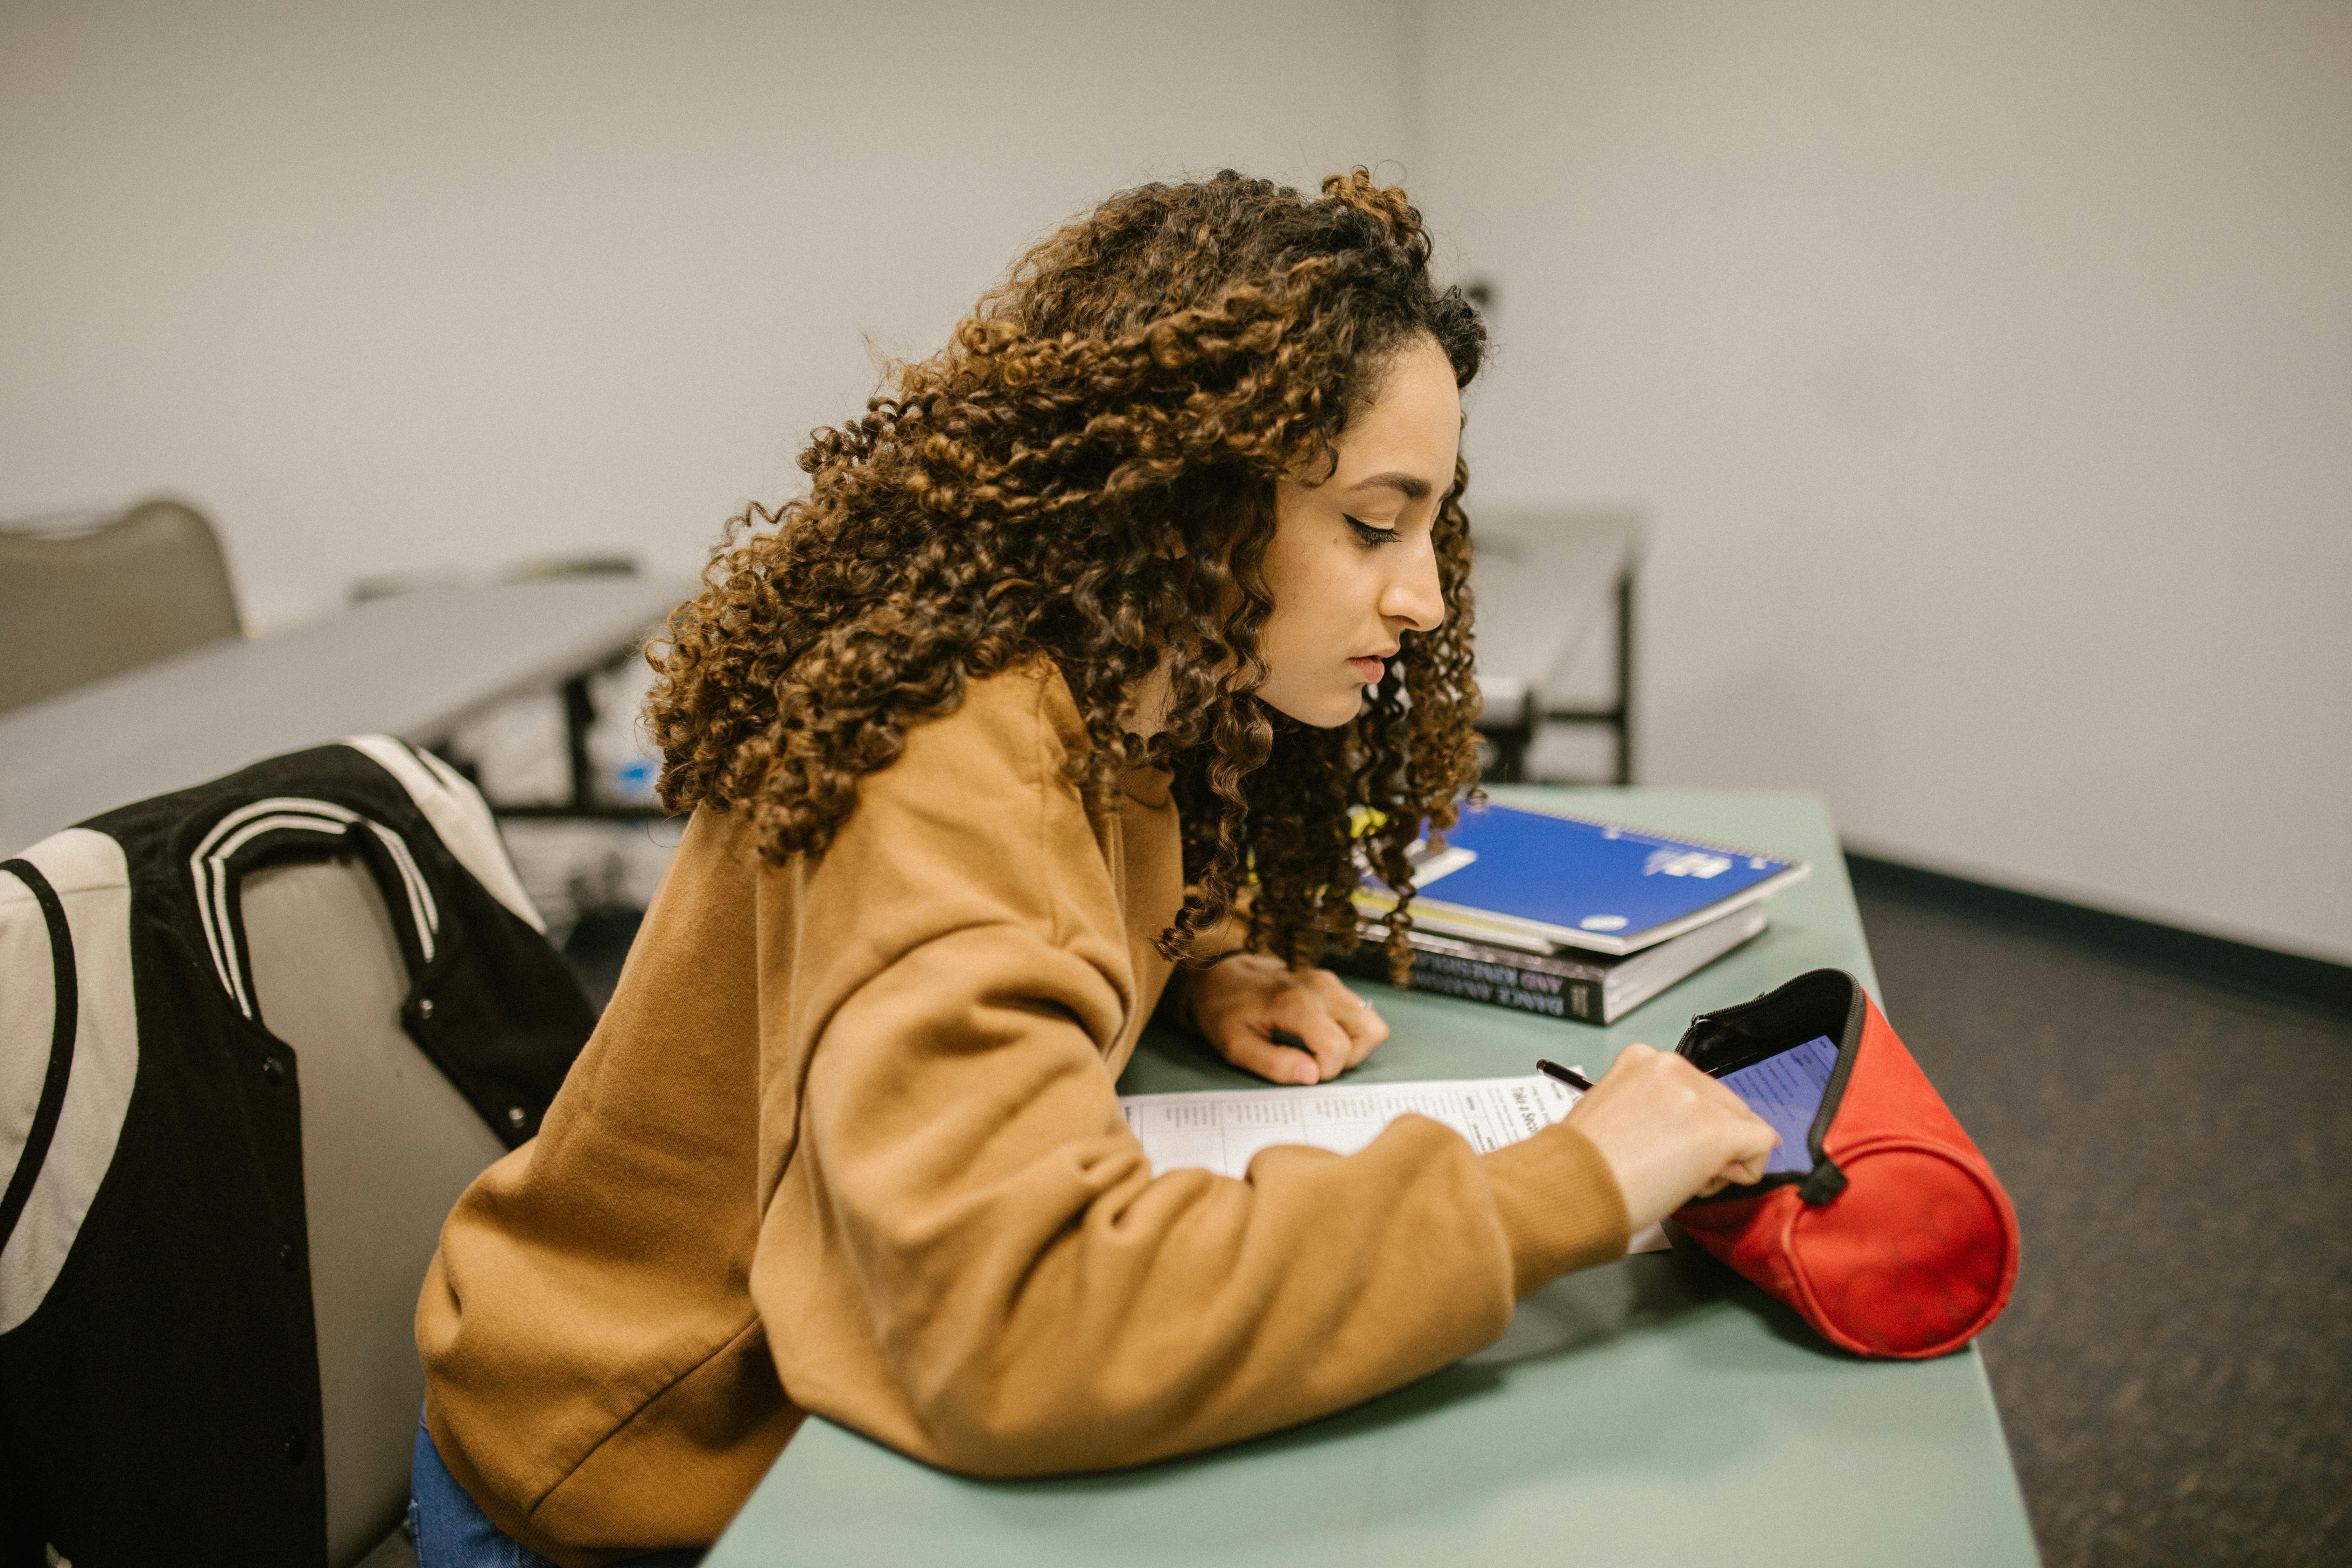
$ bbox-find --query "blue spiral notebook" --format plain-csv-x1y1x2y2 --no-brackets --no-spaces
1356,800,1811,957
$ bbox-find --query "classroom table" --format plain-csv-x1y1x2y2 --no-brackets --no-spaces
706,786,2041,1567
0,575,688,854
1466,510,1641,783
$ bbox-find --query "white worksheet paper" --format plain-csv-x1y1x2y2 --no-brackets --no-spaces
1118,1073,1669,1252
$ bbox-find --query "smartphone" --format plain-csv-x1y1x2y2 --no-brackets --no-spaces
1710,1033,1840,1176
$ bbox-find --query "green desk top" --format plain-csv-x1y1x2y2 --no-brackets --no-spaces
707,789,2040,1566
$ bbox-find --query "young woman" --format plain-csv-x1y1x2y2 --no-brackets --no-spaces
412,169,1775,1566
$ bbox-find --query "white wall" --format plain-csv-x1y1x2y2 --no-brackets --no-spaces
1416,1,2352,962
0,0,1409,624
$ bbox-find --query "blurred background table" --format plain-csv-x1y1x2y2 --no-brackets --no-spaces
1468,510,1642,784
0,575,688,854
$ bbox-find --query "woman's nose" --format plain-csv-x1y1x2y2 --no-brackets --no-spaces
1379,541,1444,632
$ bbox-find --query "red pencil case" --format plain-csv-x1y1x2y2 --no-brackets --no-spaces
1669,968,2019,1358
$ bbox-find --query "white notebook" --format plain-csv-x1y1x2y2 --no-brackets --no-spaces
1117,1073,1670,1253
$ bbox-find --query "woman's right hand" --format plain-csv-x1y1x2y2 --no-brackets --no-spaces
1562,1043,1782,1236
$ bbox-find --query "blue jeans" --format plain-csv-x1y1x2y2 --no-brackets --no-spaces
410,1413,705,1568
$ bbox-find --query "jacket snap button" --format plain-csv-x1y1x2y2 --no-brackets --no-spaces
417,997,435,1019
279,1243,296,1273
507,1107,527,1128
283,1430,307,1464
261,1057,286,1085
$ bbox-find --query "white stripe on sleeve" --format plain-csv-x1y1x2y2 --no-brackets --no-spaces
0,829,138,1334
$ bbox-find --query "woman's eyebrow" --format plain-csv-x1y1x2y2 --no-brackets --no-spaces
1345,471,1433,501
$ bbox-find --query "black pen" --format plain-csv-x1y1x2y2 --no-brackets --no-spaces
1535,1058,1594,1093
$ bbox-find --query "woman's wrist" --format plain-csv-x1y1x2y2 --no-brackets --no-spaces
1167,948,1251,1036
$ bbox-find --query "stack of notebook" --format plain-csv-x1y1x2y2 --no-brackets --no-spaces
1330,800,1810,1025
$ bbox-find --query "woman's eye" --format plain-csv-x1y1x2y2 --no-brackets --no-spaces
1345,515,1400,546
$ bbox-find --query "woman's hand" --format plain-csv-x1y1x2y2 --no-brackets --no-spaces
1563,1043,1781,1234
1180,953,1388,1085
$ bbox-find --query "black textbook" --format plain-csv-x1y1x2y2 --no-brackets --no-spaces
1325,903,1768,1026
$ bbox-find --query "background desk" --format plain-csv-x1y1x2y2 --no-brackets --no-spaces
1467,511,1640,784
708,787,2040,1567
0,575,686,853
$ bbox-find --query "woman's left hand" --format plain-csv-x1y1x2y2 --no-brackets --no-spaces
1179,952,1389,1085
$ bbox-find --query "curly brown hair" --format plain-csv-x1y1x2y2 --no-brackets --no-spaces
645,167,1487,974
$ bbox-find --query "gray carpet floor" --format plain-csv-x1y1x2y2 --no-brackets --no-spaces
1853,887,2352,1567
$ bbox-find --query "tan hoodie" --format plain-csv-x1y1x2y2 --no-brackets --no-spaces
418,657,1628,1565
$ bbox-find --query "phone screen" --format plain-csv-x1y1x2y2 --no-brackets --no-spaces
1716,1033,1840,1175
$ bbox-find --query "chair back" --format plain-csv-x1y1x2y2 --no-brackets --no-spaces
0,499,242,715
1,737,574,1567
241,851,509,1566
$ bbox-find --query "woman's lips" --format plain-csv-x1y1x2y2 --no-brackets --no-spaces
1348,656,1387,683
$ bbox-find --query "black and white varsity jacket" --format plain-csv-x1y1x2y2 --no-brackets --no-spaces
0,736,596,1568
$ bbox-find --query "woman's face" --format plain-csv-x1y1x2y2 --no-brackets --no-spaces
1255,335,1461,728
